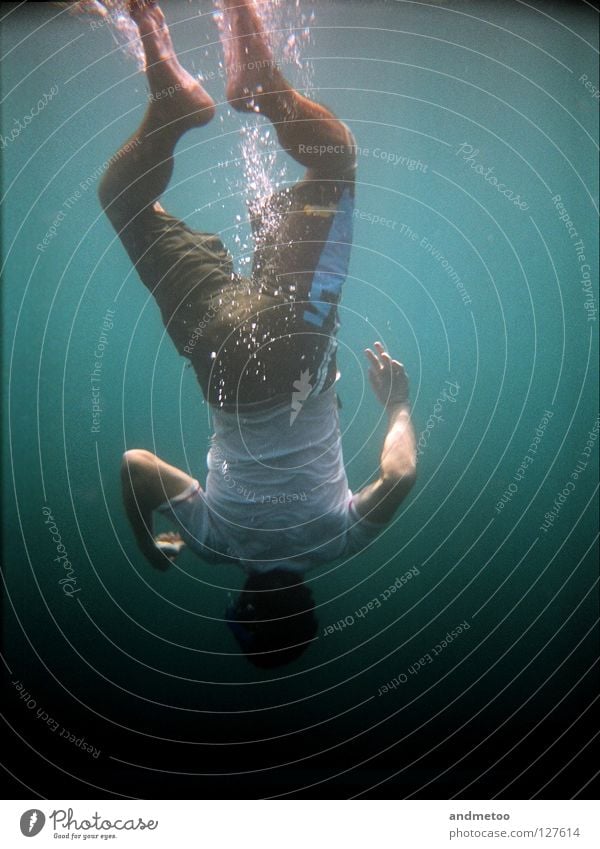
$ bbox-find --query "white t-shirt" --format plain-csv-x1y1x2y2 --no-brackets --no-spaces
158,386,384,573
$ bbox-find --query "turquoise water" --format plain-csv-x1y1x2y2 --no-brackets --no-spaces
2,1,598,798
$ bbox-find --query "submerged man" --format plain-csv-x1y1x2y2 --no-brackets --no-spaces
99,0,417,667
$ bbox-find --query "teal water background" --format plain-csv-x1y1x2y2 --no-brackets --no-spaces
2,0,598,797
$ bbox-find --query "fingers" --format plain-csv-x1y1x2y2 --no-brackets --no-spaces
154,532,186,566
365,342,405,373
365,348,380,370
155,534,171,545
365,343,388,370
374,341,398,367
155,531,183,543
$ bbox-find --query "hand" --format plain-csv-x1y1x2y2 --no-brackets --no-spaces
154,532,186,561
365,341,409,410
146,532,186,570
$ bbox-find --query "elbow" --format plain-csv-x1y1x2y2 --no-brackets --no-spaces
383,464,417,494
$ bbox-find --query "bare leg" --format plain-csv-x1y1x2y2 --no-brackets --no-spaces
98,0,215,223
221,0,355,176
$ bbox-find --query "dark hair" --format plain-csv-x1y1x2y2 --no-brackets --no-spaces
225,569,318,668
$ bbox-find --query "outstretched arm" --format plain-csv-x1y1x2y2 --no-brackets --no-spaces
352,342,417,525
121,449,195,570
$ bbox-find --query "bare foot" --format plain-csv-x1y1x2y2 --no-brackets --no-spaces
220,0,289,115
131,0,215,132
129,0,157,26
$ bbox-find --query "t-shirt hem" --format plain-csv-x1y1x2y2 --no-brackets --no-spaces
156,479,201,513
348,495,389,529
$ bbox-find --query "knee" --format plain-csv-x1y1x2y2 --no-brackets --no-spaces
121,449,156,480
307,124,357,178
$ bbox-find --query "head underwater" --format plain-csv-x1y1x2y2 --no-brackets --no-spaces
223,567,318,667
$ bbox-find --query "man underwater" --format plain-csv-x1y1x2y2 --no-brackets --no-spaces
98,0,417,667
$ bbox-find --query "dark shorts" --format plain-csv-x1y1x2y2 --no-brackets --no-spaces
116,170,355,409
